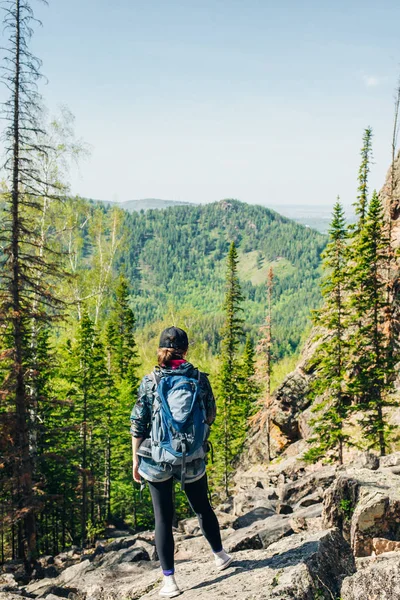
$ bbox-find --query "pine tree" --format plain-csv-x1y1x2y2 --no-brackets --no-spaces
65,310,112,546
347,192,397,455
105,275,139,521
0,0,64,565
304,200,350,464
352,127,373,229
241,336,260,421
346,128,374,406
106,275,139,392
215,242,244,496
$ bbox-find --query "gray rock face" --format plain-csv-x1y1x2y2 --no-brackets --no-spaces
279,466,336,506
380,451,400,468
20,528,354,600
232,507,275,529
224,514,293,552
323,468,400,557
233,488,277,516
341,552,400,600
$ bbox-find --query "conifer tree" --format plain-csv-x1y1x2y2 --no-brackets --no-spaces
106,275,139,392
347,191,397,455
304,200,350,464
216,242,244,495
346,128,374,406
352,127,373,230
105,275,139,520
65,310,112,545
241,336,259,421
0,0,64,564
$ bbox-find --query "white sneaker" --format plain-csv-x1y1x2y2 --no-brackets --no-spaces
159,574,181,598
214,549,233,571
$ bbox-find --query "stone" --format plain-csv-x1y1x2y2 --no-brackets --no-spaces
341,552,400,599
104,527,132,539
380,451,400,468
224,514,293,552
97,546,150,568
323,468,400,557
104,535,138,553
373,537,400,555
233,488,276,516
232,507,275,529
279,466,336,506
352,451,380,470
177,517,200,536
0,573,18,591
294,490,323,511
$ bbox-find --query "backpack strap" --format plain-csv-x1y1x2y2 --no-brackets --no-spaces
149,370,161,390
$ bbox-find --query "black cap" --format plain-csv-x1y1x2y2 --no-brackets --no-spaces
159,327,189,351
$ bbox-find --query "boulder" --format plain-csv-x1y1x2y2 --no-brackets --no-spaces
0,573,18,592
233,488,276,516
97,546,150,568
341,552,400,599
263,528,355,600
323,468,400,557
177,517,200,536
103,535,138,553
143,529,354,600
380,451,400,468
352,451,380,470
224,514,293,552
279,466,336,506
293,490,323,511
232,507,275,529
104,527,132,539
289,504,323,534
373,538,400,555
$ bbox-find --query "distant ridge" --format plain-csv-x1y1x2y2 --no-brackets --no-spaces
96,198,193,212
89,197,356,234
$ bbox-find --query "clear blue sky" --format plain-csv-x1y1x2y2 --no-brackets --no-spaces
16,1,400,206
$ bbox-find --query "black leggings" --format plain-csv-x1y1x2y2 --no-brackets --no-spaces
148,474,222,572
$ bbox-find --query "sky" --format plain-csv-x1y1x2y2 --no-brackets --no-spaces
5,0,400,208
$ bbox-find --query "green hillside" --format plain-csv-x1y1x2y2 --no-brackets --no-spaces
119,199,327,359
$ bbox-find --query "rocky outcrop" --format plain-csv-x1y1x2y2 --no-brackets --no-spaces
9,529,354,600
322,468,400,557
237,153,400,467
341,552,400,600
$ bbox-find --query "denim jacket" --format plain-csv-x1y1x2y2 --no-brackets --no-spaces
130,361,216,482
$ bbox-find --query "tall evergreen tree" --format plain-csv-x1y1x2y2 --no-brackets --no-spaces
347,192,397,455
215,242,244,495
352,127,373,229
304,200,350,464
105,275,139,520
106,275,139,391
240,336,260,421
64,310,112,546
0,0,63,565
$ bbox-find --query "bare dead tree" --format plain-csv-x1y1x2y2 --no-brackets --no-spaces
252,266,274,461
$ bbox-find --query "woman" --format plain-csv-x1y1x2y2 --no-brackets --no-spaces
130,326,232,598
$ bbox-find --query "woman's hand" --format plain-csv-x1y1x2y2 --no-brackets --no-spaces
132,458,141,484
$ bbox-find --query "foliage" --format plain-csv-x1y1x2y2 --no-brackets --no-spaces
304,200,351,464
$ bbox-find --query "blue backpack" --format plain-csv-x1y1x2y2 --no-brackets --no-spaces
149,370,209,488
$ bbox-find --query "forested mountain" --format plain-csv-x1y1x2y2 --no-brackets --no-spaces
118,199,327,358
97,198,191,212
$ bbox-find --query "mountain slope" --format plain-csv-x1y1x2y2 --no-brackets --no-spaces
119,199,327,358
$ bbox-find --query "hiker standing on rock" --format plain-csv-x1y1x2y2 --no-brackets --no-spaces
130,326,233,598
